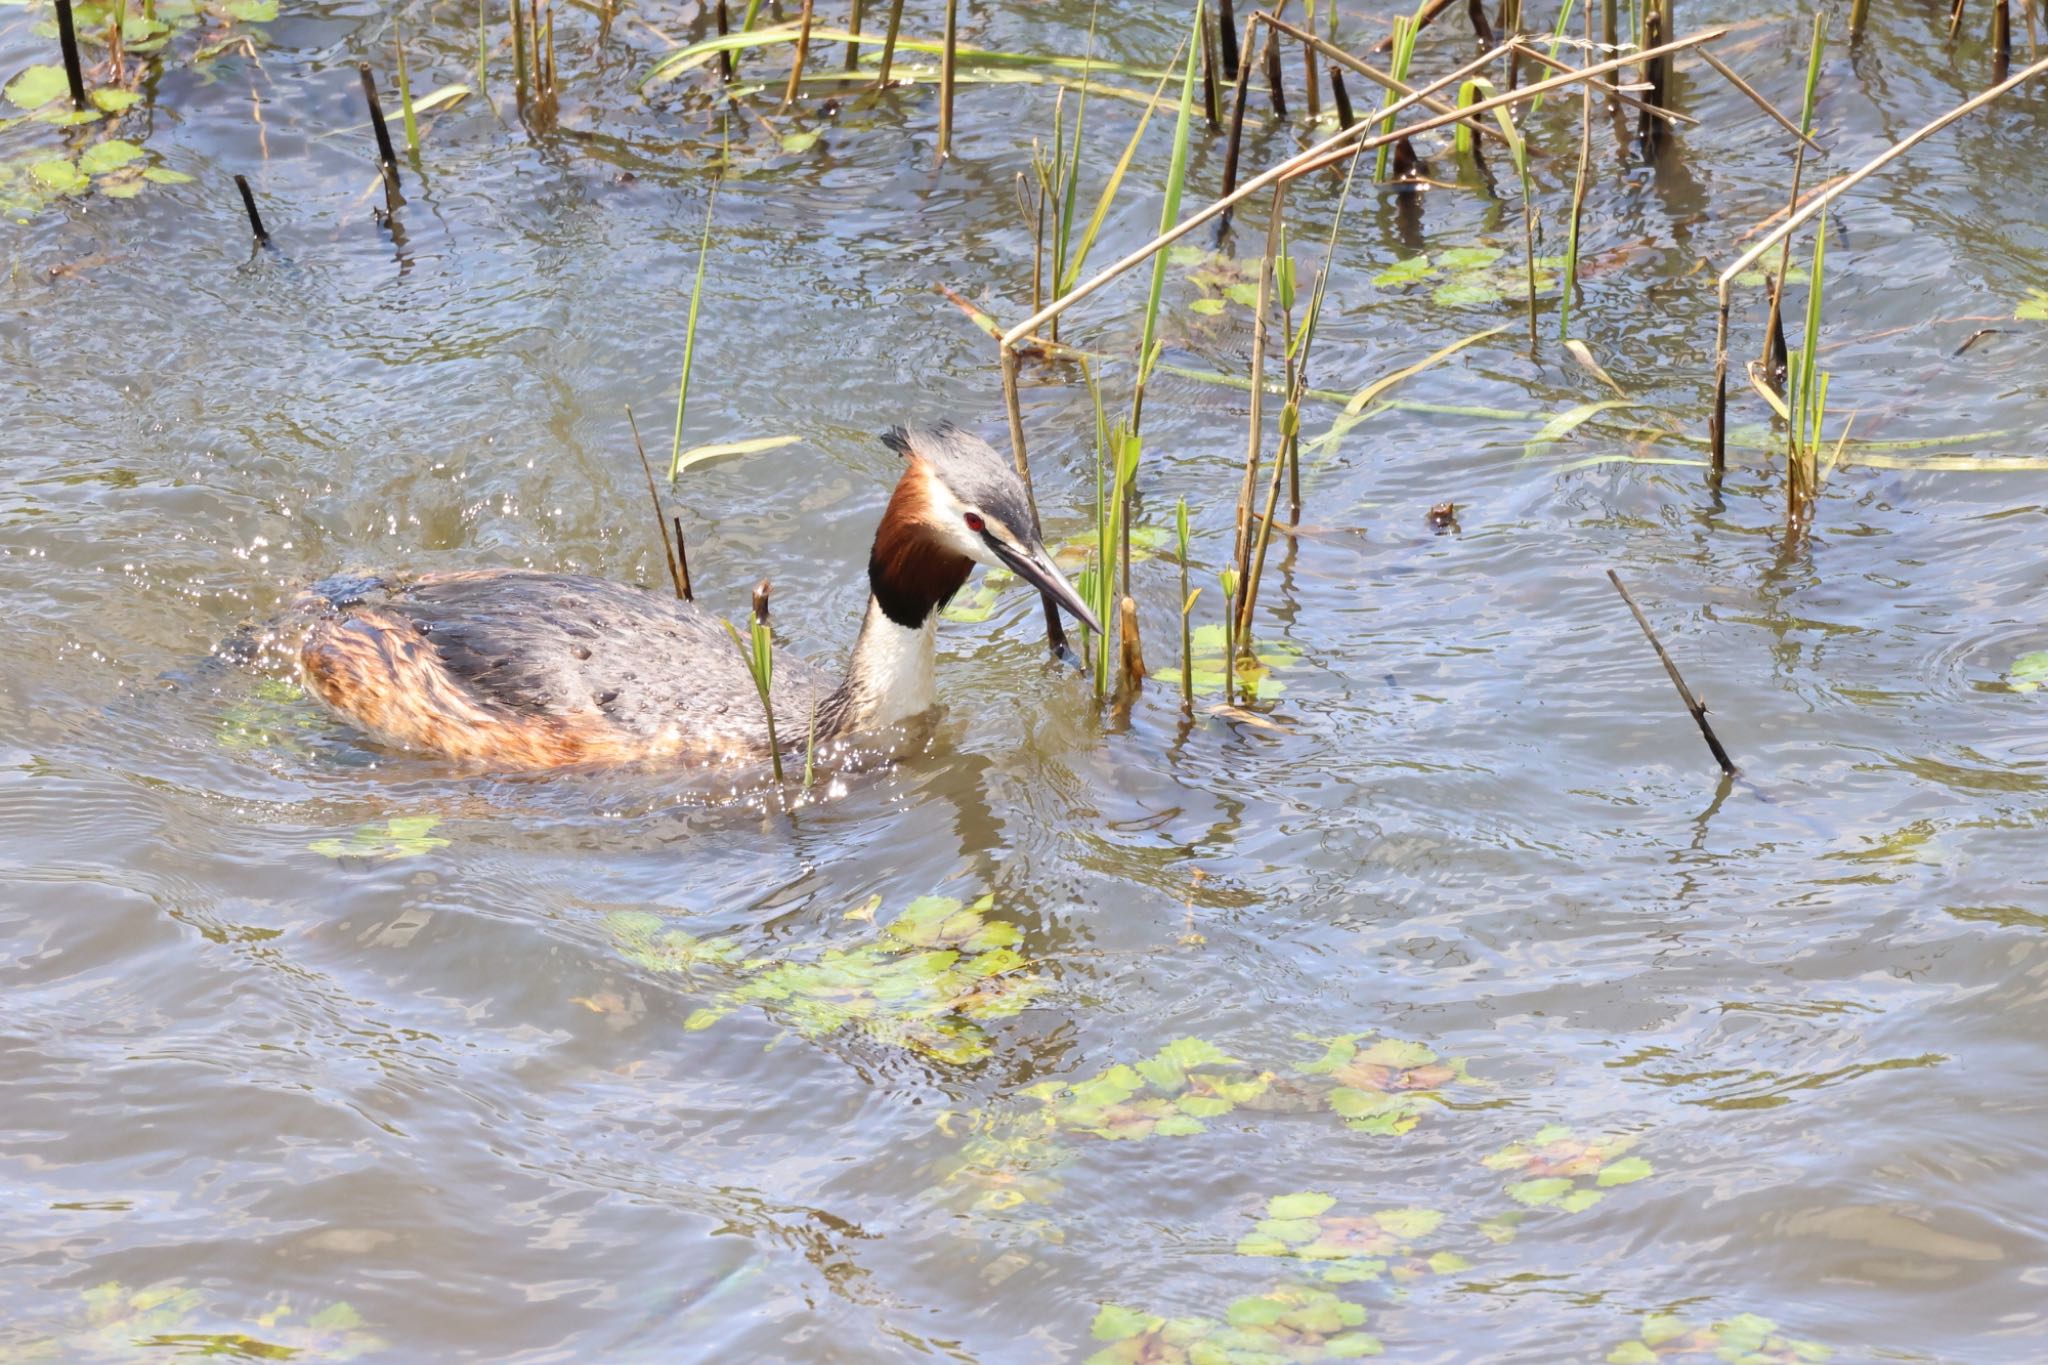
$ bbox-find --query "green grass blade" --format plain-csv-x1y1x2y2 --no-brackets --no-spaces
668,187,720,481
1134,2,1202,391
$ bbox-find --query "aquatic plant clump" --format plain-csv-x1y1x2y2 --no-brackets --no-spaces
608,894,1046,1063
1292,1033,1476,1135
1605,1310,1833,1364
1482,1124,1653,1215
1088,1285,1382,1364
1236,1192,1470,1285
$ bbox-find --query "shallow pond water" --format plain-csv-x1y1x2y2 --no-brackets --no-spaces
4,0,2048,1359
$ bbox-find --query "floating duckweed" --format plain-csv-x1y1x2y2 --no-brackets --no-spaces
608,894,1045,1063
1482,1125,1652,1219
1372,247,1570,308
1154,623,1300,699
309,815,450,860
1293,1033,1475,1135
1022,1037,1273,1140
1088,1285,1381,1364
5,1280,384,1361
1237,1192,1468,1285
2016,289,2048,321
1605,1310,1833,1364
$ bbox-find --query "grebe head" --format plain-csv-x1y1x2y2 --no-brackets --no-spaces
874,424,1102,635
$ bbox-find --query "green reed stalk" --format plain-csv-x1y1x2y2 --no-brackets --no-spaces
476,0,489,94
1131,1,1203,431
1373,10,1420,180
1525,0,1577,115
937,0,959,158
1559,0,1593,338
1078,358,1115,695
724,582,782,783
668,185,719,480
395,21,421,159
1761,13,1827,387
802,702,818,793
1175,498,1194,710
1788,214,1829,520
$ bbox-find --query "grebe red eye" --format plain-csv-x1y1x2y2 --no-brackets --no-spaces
964,512,985,533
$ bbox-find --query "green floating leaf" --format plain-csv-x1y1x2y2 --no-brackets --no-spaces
1267,1191,1336,1221
1507,1177,1572,1207
2007,650,2048,692
1597,1155,1654,1187
79,138,143,175
1188,296,1226,316
141,166,195,184
1373,253,1431,286
91,86,141,112
1432,275,1502,307
225,0,278,19
1437,245,1506,269
2017,288,2048,321
4,64,71,111
779,129,820,154
1091,1303,1157,1342
29,159,88,194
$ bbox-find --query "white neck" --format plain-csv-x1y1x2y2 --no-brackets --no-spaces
834,596,938,734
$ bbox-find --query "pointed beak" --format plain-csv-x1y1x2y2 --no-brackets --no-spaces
992,536,1102,637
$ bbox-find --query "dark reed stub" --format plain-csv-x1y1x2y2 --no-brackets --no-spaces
54,0,87,109
233,174,271,247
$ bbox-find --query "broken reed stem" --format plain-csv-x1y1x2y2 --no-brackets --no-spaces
843,0,864,71
357,63,403,205
510,0,528,104
1216,10,1258,234
1606,569,1736,776
998,346,1067,658
1848,0,1870,40
1260,12,1511,146
1262,21,1287,119
937,0,959,159
1516,41,1694,128
1713,52,2048,461
1216,0,1240,76
1201,8,1220,129
234,174,271,247
1329,67,1355,127
1002,30,1733,350
1118,596,1146,689
782,0,814,108
873,0,907,88
1993,0,2012,81
627,406,688,601
1695,48,1823,152
54,0,87,109
717,0,734,81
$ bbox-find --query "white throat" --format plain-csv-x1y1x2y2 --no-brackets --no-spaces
837,595,939,733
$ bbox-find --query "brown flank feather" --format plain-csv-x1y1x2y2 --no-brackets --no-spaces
300,609,688,768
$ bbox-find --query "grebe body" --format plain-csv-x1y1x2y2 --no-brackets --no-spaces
289,425,1098,769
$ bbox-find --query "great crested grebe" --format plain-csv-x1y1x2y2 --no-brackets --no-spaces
288,424,1101,769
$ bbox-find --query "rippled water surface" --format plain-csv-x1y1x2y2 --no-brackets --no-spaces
5,0,2048,1358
